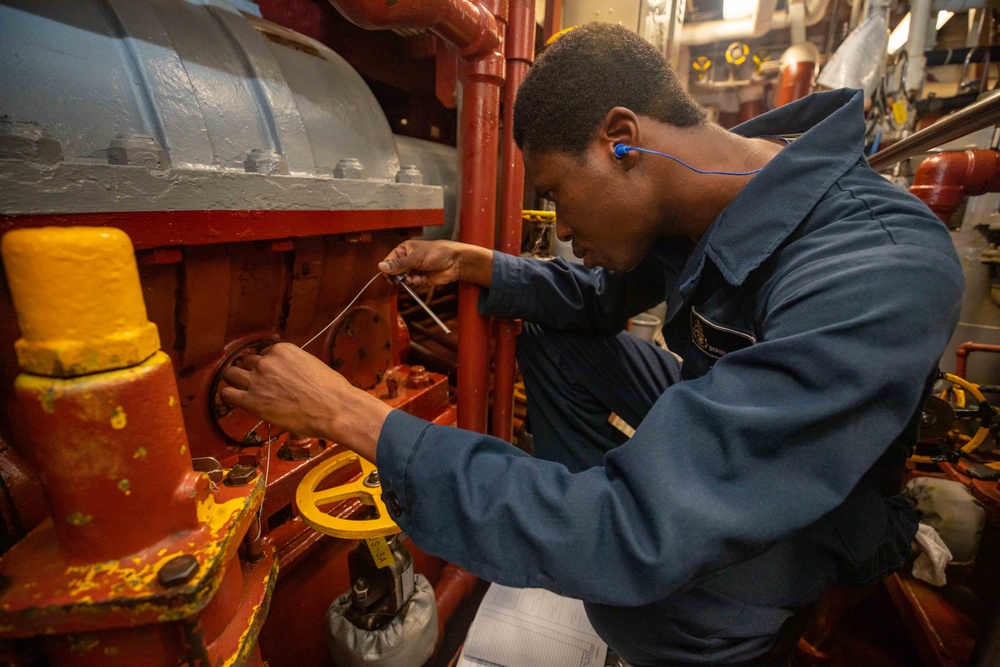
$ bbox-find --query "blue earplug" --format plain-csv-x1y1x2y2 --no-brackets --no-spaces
612,143,763,177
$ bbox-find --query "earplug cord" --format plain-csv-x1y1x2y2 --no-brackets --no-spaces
613,144,763,176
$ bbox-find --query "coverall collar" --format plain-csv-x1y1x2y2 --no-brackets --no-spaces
695,88,867,289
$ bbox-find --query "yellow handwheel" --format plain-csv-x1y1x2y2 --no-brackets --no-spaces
296,450,400,539
725,42,750,66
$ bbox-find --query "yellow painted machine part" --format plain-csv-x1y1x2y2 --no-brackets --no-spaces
1,227,160,377
296,451,400,539
911,373,996,467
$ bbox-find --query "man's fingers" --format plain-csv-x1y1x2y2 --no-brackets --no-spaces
378,255,410,275
241,354,262,371
223,366,252,389
220,385,250,409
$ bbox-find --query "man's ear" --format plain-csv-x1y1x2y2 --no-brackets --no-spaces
599,107,640,168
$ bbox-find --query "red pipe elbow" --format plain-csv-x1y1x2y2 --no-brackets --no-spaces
911,149,1000,224
327,0,500,57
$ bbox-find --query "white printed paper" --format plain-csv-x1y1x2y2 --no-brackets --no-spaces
457,584,607,667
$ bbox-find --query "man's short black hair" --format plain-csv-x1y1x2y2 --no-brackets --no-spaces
513,22,706,155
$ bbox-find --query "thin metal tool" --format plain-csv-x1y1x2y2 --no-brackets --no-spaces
391,274,452,334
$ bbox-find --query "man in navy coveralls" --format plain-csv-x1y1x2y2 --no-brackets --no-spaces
223,23,965,666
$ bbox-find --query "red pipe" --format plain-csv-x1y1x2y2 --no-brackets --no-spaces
434,563,480,643
911,150,1000,224
543,0,562,43
326,0,505,438
456,1,506,434
954,341,1000,380
492,0,535,442
327,0,500,57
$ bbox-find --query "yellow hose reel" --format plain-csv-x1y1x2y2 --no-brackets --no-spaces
295,450,400,539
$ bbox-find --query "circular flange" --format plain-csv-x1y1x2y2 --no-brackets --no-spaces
329,307,392,390
211,339,276,445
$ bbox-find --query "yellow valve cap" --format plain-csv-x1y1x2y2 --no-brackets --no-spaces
1,227,160,377
296,450,400,539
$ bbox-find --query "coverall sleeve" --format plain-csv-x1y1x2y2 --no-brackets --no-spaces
477,248,682,332
377,243,963,606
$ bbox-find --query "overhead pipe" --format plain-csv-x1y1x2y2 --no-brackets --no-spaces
868,89,1000,170
493,0,535,442
909,149,1000,223
327,0,500,56
679,0,831,46
904,0,933,93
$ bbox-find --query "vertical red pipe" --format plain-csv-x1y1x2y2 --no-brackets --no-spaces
543,0,562,43
457,1,506,434
492,0,534,442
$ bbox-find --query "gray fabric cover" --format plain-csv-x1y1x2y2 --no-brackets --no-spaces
327,573,438,667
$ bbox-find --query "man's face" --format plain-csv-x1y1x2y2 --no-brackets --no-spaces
524,144,661,273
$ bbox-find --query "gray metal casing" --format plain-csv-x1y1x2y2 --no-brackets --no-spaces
0,0,444,215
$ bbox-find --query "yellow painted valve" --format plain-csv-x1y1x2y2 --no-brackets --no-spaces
295,450,399,539
725,42,750,66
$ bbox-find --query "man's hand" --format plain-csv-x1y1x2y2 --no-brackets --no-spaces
378,240,494,288
221,343,391,462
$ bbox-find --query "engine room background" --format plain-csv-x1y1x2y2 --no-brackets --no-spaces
2,0,1000,665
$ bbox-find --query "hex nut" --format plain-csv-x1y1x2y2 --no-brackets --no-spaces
334,158,364,179
244,148,288,175
224,463,259,487
157,554,199,587
363,470,381,488
107,133,169,169
403,365,432,389
0,117,63,163
396,164,423,184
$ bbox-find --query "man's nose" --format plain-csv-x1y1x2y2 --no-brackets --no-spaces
555,220,573,243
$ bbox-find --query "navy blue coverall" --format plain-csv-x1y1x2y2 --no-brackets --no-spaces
375,89,965,665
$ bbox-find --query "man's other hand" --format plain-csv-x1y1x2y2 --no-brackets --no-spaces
378,240,494,288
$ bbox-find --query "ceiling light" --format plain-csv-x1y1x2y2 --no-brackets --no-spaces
723,0,758,21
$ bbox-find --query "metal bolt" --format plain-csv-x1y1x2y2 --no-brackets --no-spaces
244,432,263,446
353,577,370,601
403,365,432,389
396,164,423,184
215,404,231,418
224,464,258,487
244,148,288,175
157,554,199,587
279,434,324,461
107,133,169,169
386,377,400,399
191,457,225,484
334,158,364,179
363,470,381,488
0,117,63,163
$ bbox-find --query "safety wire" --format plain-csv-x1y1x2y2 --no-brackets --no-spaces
245,272,382,439
247,272,382,542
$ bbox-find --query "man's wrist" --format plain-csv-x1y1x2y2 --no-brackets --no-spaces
456,245,494,288
326,391,393,462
